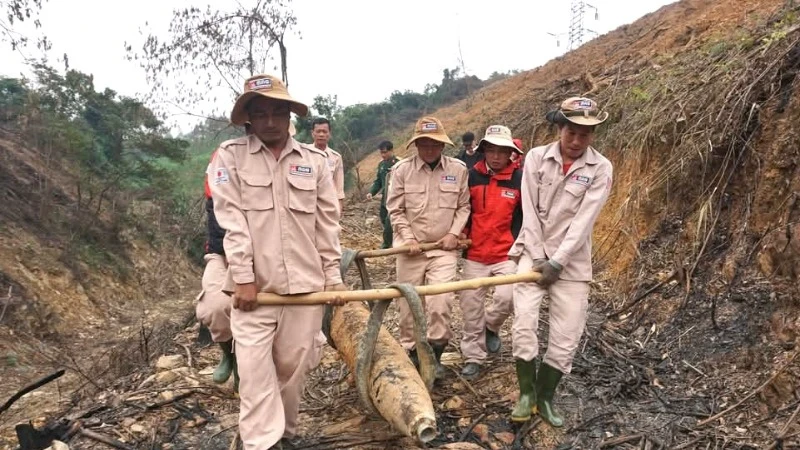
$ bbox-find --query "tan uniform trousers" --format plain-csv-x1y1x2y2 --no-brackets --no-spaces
232,304,324,450
195,253,232,343
511,254,589,373
396,251,458,349
459,259,517,364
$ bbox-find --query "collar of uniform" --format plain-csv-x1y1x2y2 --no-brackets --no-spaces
412,154,445,171
544,142,599,166
247,134,301,156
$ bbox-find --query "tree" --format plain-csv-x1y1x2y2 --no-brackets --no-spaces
1,0,49,51
127,0,298,118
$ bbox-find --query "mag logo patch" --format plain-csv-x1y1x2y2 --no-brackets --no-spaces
501,189,516,199
441,175,457,184
289,165,313,177
422,122,438,132
248,78,273,90
568,174,591,186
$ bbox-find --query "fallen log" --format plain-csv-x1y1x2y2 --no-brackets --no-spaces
258,271,542,305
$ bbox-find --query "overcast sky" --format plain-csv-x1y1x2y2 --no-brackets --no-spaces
2,0,675,132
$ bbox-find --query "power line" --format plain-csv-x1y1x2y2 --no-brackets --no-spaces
546,1,599,50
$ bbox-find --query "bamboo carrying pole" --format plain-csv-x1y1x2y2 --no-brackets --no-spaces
257,271,542,305
354,239,472,259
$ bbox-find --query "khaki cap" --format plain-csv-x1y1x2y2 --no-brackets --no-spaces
230,74,309,126
477,125,522,154
406,116,454,149
546,97,609,126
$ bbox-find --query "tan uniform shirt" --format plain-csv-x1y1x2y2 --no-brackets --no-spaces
209,135,342,294
386,155,471,255
517,142,612,281
324,147,345,200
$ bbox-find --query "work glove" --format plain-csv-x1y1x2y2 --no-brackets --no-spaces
534,259,562,288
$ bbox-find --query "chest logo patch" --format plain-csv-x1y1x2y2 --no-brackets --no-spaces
568,174,592,186
441,175,457,184
290,165,313,177
501,189,516,199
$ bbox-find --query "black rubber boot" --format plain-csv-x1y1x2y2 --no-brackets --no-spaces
536,362,564,427
212,340,235,384
431,343,447,379
485,327,501,354
511,358,537,422
461,362,481,379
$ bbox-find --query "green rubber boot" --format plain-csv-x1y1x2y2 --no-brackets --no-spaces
511,358,537,422
536,362,565,427
212,340,235,384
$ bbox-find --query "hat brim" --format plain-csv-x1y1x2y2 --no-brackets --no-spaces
478,136,523,155
405,134,454,149
230,91,309,126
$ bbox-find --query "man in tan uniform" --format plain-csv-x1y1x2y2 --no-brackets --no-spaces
386,117,470,379
510,97,612,426
209,74,345,450
311,117,345,211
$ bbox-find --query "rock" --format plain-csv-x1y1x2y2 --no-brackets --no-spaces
438,443,483,449
46,441,69,450
130,424,146,434
443,395,465,411
457,417,471,427
472,423,490,443
156,370,181,384
159,391,177,402
365,217,377,226
495,432,515,445
156,355,184,371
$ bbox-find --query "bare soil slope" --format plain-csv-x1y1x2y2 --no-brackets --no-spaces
0,128,201,445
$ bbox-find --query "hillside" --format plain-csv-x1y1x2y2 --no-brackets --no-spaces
0,122,201,441
359,0,800,289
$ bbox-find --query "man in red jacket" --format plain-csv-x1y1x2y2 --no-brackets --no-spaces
458,125,523,379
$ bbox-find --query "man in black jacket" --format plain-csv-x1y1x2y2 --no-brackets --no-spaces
456,131,484,170
196,149,238,391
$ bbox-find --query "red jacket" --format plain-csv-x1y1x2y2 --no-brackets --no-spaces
463,160,523,264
